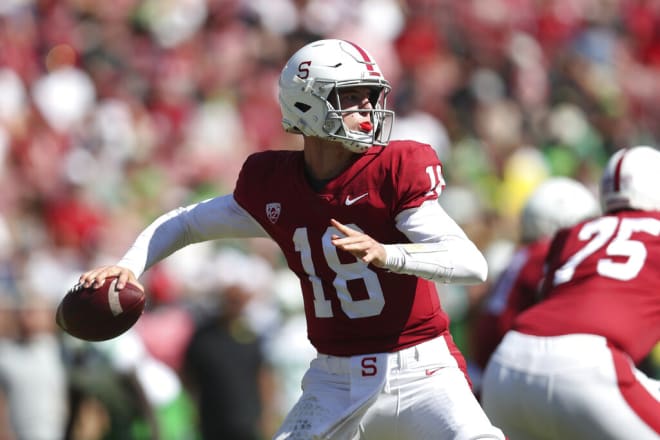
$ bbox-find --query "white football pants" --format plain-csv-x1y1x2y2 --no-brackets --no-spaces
274,334,505,440
481,331,660,439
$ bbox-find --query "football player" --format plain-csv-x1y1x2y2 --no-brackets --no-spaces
481,145,660,439
78,40,505,439
471,177,600,373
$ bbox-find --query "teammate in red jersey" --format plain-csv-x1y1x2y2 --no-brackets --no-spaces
77,39,504,439
471,177,599,373
481,145,660,439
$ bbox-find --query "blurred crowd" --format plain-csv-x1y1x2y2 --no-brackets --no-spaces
1,0,660,438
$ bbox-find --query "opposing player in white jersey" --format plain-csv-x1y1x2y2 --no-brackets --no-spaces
78,39,505,439
481,145,660,439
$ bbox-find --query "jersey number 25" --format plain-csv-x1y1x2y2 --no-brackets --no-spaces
553,216,660,285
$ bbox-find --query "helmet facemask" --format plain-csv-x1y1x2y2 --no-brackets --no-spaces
322,82,394,153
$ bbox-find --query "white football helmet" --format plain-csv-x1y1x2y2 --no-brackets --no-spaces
278,39,395,153
521,177,600,242
600,145,660,213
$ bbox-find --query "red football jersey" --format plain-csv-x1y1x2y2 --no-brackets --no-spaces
514,210,660,363
234,140,450,356
472,238,550,369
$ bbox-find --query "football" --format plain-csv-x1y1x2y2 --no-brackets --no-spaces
56,276,146,341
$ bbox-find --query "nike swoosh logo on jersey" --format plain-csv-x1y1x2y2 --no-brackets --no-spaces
425,367,443,376
345,193,369,206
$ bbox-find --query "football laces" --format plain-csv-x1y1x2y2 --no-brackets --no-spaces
67,283,84,295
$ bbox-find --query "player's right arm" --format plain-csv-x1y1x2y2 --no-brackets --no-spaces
79,194,267,289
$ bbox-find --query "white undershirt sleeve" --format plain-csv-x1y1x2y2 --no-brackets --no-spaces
117,195,267,278
382,200,488,284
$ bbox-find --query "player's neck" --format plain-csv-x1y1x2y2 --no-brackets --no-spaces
303,138,357,181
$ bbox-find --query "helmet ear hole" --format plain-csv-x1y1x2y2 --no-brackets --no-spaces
295,102,311,112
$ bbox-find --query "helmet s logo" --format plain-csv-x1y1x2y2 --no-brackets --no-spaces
297,61,311,79
266,202,281,224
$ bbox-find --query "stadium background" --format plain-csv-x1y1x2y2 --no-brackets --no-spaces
0,0,659,438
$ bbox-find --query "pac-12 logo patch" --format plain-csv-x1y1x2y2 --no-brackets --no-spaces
266,202,281,224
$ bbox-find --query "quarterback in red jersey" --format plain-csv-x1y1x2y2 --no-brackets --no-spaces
471,177,599,372
481,146,660,439
78,40,504,439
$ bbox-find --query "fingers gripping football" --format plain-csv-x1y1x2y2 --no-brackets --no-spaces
79,265,143,291
57,271,145,341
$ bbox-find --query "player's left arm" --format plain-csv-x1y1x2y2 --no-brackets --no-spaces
331,142,487,284
331,200,488,284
